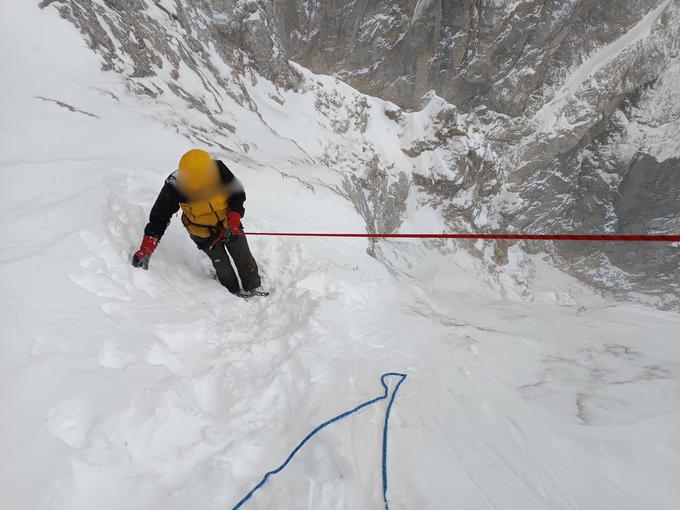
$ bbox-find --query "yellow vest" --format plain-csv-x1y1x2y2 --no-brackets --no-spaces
180,188,230,238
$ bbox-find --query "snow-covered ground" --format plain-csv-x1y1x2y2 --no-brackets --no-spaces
2,3,680,510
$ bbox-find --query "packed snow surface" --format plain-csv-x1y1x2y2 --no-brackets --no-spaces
2,3,680,510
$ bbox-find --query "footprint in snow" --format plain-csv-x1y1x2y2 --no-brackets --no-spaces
97,342,140,370
45,400,96,449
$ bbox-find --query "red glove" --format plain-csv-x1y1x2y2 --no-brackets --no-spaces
227,211,242,235
132,235,159,269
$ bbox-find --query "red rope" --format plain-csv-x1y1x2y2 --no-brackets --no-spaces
242,232,680,242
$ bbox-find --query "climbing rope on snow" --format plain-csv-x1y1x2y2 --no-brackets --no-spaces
238,232,680,242
231,372,407,510
380,373,408,509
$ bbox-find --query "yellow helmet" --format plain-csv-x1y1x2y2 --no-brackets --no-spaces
177,149,219,197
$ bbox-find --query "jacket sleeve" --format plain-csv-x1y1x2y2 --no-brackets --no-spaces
144,177,181,239
217,160,246,217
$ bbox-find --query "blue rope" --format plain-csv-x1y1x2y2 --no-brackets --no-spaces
381,372,407,509
231,372,407,510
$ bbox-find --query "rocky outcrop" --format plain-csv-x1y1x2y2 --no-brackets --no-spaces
275,0,667,113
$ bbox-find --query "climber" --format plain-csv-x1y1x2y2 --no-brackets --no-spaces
131,149,265,297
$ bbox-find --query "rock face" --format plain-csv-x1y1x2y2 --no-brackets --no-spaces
276,0,663,112
42,0,680,307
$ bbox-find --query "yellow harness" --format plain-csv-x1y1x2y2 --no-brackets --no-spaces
180,188,230,238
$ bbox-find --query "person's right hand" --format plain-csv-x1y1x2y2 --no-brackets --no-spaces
132,235,159,269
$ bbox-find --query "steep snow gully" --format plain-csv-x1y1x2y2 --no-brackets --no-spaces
2,3,680,510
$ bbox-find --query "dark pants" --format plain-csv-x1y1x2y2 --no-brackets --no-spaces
193,234,261,293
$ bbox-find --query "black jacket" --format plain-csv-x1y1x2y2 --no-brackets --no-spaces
144,160,246,239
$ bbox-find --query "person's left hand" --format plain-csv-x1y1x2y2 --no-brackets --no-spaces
226,211,242,235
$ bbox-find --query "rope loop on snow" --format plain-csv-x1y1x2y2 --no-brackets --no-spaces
231,372,407,510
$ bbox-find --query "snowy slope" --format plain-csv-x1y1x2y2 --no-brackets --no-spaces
2,3,680,510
